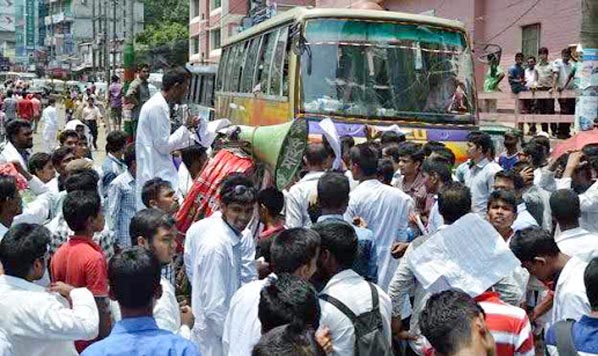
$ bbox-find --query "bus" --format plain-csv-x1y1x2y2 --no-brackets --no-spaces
214,7,480,162
185,63,218,121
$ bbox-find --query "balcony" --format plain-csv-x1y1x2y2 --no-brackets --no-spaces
44,11,74,26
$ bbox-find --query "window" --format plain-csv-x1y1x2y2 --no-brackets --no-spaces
230,42,249,92
216,48,229,91
240,37,262,93
255,31,277,93
211,0,221,10
190,36,199,54
191,0,199,18
522,24,540,60
269,26,289,96
211,29,221,50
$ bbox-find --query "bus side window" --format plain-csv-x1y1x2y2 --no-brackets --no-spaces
269,26,289,97
216,48,229,91
255,31,277,94
240,37,262,93
225,45,239,92
231,42,249,92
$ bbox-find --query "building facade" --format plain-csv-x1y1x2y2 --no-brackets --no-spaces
189,0,313,63
316,0,581,91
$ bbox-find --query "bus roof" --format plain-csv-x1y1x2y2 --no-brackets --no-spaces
224,7,466,47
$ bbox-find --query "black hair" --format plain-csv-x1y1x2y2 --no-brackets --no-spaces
137,63,150,71
141,178,173,208
304,143,329,167
161,67,190,91
380,130,406,145
180,144,207,170
550,189,580,224
350,143,379,176
64,169,100,192
585,257,598,311
111,75,119,82
6,119,31,143
494,170,525,191
562,47,572,56
422,159,451,184
108,247,161,309
377,158,395,185
522,142,546,168
382,144,400,164
423,141,446,157
487,189,518,213
252,325,325,356
59,129,79,144
466,131,494,155
129,208,175,246
105,131,128,153
48,97,56,105
28,152,52,176
317,172,349,210
258,273,320,333
219,173,256,206
0,224,50,279
0,175,18,204
312,221,357,270
510,227,561,263
257,187,285,217
432,147,457,167
538,47,549,55
398,142,425,164
515,52,524,59
527,55,536,62
438,182,471,224
419,289,485,356
123,144,136,168
340,135,355,152
51,146,74,168
270,228,320,274
62,190,102,232
6,89,12,97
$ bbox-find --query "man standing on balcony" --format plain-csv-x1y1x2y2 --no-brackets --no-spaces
535,47,555,135
552,47,575,139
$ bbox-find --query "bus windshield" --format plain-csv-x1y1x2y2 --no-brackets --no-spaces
300,19,475,124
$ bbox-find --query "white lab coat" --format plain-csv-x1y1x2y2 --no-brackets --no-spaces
184,214,256,356
319,269,393,356
0,275,98,356
222,279,266,356
551,257,591,327
110,277,191,339
284,171,325,228
557,178,598,233
41,106,58,153
555,227,598,262
135,92,192,210
177,162,193,199
0,329,11,356
347,179,414,289
511,203,539,232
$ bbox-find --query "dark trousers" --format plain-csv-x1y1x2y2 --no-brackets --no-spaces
85,119,98,149
556,98,575,138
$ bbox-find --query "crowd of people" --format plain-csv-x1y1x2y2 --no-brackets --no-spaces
0,63,595,356
484,46,579,139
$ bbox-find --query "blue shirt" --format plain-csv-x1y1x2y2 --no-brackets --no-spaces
545,315,598,355
508,64,527,94
317,214,378,283
498,152,519,171
81,316,200,356
106,170,136,248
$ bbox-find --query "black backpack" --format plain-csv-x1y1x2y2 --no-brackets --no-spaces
320,282,392,356
554,319,578,356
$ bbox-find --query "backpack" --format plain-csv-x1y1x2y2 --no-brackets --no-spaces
554,319,578,356
320,282,392,356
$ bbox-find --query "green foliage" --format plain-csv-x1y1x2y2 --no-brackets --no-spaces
136,22,188,47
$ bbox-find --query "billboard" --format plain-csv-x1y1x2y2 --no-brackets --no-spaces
0,0,15,32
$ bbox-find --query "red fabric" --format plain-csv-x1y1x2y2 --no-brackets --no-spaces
551,128,598,159
258,223,286,241
50,236,108,353
17,97,34,121
0,163,29,190
175,149,254,251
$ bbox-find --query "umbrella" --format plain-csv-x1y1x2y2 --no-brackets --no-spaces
551,129,598,160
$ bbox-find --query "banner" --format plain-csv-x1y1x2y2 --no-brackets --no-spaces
25,0,34,48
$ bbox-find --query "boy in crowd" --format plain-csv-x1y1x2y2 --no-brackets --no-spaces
50,190,112,352
141,178,180,215
106,144,137,249
101,131,128,195
28,152,56,184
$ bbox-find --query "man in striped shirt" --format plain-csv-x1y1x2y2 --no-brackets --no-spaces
474,291,535,356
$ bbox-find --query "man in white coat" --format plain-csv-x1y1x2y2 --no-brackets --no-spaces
184,174,258,356
41,98,59,152
0,119,34,169
135,67,198,210
347,143,414,289
0,224,99,356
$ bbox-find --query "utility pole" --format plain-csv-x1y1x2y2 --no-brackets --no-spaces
104,0,110,100
112,0,117,78
576,0,598,131
123,0,134,90
98,0,103,74
91,0,96,79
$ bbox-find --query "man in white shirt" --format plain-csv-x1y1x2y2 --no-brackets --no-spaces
135,67,198,210
420,158,452,234
510,227,591,327
463,131,502,215
223,227,320,356
551,48,575,139
111,209,194,338
347,143,414,289
0,223,99,356
184,174,258,356
493,170,539,232
0,119,33,169
314,221,392,355
41,98,59,153
550,189,598,262
285,143,331,228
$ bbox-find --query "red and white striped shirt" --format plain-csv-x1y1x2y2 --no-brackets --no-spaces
475,291,535,356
